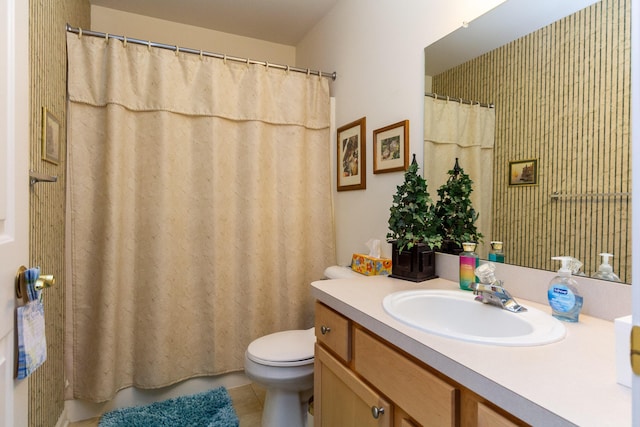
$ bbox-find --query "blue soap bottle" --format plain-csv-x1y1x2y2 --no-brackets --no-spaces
548,256,583,322
488,241,504,263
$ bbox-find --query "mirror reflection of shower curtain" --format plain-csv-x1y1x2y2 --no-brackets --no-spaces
424,97,495,257
65,33,335,403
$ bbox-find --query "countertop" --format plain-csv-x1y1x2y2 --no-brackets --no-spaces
311,275,631,427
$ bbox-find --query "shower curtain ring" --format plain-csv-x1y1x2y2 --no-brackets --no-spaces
78,27,83,38
105,33,109,43
123,36,127,47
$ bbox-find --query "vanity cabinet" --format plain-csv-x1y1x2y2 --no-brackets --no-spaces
314,301,528,427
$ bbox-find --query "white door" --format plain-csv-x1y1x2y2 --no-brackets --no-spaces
0,0,30,426
633,0,640,423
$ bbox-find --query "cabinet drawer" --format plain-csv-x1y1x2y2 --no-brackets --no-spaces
315,302,351,362
354,327,458,427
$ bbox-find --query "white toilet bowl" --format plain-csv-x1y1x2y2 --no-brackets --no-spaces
244,327,315,427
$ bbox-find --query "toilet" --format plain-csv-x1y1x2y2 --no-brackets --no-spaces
244,328,316,427
243,266,363,427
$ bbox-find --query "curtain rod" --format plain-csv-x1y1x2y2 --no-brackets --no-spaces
425,92,494,109
65,24,337,81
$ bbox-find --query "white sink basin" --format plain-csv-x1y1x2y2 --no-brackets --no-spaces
382,289,566,346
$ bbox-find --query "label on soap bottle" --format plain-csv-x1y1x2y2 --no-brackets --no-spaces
488,252,505,263
548,285,577,312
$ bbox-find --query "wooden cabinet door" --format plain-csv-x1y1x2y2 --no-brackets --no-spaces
395,407,419,427
314,344,392,427
477,402,521,427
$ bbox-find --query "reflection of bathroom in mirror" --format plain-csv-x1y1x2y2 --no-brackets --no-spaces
424,0,631,283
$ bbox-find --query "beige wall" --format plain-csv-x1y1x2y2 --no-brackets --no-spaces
91,6,296,66
432,0,631,282
296,0,505,264
29,1,91,426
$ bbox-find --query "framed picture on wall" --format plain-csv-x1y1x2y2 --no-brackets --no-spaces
508,159,538,186
373,120,409,174
337,117,366,191
42,107,60,165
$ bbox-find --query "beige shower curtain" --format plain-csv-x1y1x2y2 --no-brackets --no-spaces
66,34,335,402
424,97,495,257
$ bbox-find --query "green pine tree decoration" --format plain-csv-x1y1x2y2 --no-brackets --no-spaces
434,158,483,248
387,154,442,252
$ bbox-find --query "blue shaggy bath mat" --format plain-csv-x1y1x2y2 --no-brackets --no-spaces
98,387,239,427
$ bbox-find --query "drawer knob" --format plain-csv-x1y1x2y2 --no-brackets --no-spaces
371,406,385,419
320,325,331,335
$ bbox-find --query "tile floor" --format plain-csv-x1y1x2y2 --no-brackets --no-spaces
228,383,265,426
68,383,265,427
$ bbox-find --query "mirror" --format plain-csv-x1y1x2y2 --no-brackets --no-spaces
424,0,631,283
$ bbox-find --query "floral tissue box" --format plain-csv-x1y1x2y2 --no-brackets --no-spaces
351,253,392,276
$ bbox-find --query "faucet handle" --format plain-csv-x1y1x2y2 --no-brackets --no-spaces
470,282,504,294
469,281,527,313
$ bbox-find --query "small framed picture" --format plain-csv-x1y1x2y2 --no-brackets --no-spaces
337,117,366,191
373,120,409,174
509,159,538,186
42,107,60,165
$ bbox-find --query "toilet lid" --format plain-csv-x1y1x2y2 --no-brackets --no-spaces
247,328,315,367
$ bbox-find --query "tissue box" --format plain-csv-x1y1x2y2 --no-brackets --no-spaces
615,315,632,388
351,254,392,276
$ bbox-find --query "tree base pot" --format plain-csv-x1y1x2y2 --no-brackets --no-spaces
390,242,438,282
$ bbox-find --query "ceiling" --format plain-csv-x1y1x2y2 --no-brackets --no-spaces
89,0,340,45
425,0,600,75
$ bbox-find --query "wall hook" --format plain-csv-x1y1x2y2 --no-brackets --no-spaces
29,170,58,186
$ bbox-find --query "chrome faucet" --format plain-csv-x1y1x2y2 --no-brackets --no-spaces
470,263,527,313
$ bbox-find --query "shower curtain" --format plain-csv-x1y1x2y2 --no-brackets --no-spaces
424,97,495,256
66,33,335,402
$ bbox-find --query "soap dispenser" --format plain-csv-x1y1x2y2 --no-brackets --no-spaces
591,253,621,282
459,242,479,291
488,241,504,263
548,256,583,322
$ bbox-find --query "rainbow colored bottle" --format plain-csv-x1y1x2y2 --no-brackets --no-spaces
459,242,479,291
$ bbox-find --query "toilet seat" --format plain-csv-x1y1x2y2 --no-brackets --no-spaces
247,328,315,367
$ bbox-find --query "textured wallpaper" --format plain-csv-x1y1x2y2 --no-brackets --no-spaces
28,0,90,425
